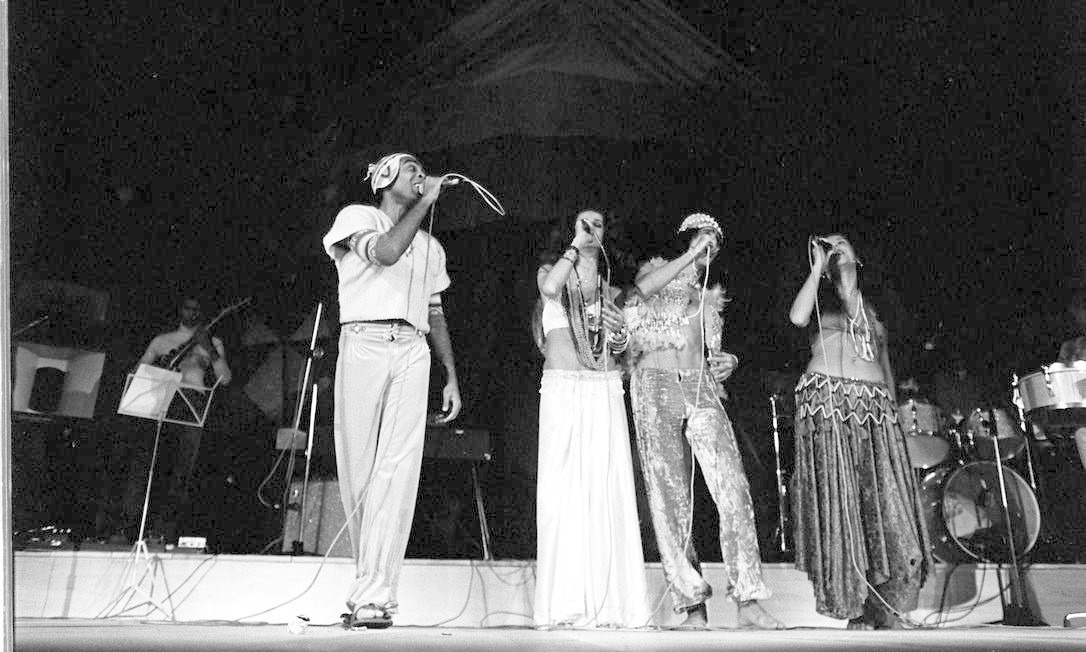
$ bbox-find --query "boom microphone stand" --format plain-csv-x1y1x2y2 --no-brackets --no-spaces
985,406,1046,626
280,302,324,555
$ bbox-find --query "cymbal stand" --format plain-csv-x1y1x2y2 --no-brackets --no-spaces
769,394,789,553
986,407,1045,626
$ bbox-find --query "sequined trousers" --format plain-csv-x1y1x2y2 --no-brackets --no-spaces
630,367,771,612
792,372,931,621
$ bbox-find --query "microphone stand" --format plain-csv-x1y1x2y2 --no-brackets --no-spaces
769,394,790,555
986,406,1046,626
295,383,318,556
280,302,324,555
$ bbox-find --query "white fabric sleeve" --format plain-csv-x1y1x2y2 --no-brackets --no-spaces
322,205,383,260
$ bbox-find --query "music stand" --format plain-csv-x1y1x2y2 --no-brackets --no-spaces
98,365,220,619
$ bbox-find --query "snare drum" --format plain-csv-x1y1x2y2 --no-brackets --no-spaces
898,399,950,469
1018,362,1086,412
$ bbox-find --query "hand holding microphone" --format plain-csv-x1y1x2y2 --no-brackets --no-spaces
808,236,830,273
688,231,717,259
413,174,462,197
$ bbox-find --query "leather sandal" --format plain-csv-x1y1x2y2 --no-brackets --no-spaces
341,604,393,630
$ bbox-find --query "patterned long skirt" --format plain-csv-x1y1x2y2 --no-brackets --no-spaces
792,372,931,620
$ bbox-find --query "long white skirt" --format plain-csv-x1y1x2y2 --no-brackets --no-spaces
535,369,650,628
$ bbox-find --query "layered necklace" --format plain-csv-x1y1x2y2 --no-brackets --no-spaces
566,260,607,370
846,291,878,362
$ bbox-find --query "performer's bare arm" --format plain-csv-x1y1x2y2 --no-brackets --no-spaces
538,228,596,300
427,297,461,423
634,232,715,299
789,241,829,327
368,172,443,266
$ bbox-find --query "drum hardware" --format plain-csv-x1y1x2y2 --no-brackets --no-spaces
944,424,968,467
768,393,790,554
984,412,1046,626
962,407,1027,465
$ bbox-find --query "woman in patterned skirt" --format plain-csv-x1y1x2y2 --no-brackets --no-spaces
788,234,930,629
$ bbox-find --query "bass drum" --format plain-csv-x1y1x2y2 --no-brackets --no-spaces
919,461,1041,564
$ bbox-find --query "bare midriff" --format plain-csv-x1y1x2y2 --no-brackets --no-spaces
542,328,621,371
806,328,885,383
635,317,706,370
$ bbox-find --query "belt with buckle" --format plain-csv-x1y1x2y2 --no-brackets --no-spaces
342,319,418,336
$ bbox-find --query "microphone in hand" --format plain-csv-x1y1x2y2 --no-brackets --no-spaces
414,175,462,195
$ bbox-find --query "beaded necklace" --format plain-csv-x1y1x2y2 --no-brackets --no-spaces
846,292,878,362
566,263,607,370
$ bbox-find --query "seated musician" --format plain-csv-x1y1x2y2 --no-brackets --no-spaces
118,295,232,544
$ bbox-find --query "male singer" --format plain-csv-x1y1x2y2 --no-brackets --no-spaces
322,152,462,629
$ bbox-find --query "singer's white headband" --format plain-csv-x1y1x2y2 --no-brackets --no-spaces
677,212,723,239
364,152,420,195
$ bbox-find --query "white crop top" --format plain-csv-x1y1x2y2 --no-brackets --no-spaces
540,296,600,335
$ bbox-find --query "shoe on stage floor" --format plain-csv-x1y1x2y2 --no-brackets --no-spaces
341,604,393,630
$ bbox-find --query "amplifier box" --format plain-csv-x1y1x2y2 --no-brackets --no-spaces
424,426,491,462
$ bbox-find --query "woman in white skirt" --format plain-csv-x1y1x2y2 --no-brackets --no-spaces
533,209,649,628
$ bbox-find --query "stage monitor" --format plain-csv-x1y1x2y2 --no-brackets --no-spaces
12,342,107,419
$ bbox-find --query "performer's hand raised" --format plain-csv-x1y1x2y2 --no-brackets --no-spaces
418,174,445,203
809,238,830,274
571,224,596,251
688,231,717,259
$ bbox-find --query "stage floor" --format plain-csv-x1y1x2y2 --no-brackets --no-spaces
14,619,1086,652
13,550,1086,650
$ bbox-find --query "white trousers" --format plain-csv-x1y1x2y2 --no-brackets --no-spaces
535,369,649,628
334,322,430,613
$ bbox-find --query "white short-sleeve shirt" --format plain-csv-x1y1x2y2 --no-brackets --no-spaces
322,204,451,333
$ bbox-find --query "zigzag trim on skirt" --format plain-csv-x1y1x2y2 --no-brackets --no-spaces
794,372,898,427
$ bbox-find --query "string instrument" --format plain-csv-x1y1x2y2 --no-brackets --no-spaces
154,297,252,370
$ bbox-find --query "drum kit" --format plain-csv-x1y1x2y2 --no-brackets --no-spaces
901,397,1041,565
893,363,1084,562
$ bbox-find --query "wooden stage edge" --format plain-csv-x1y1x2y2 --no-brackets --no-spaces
14,551,1086,628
